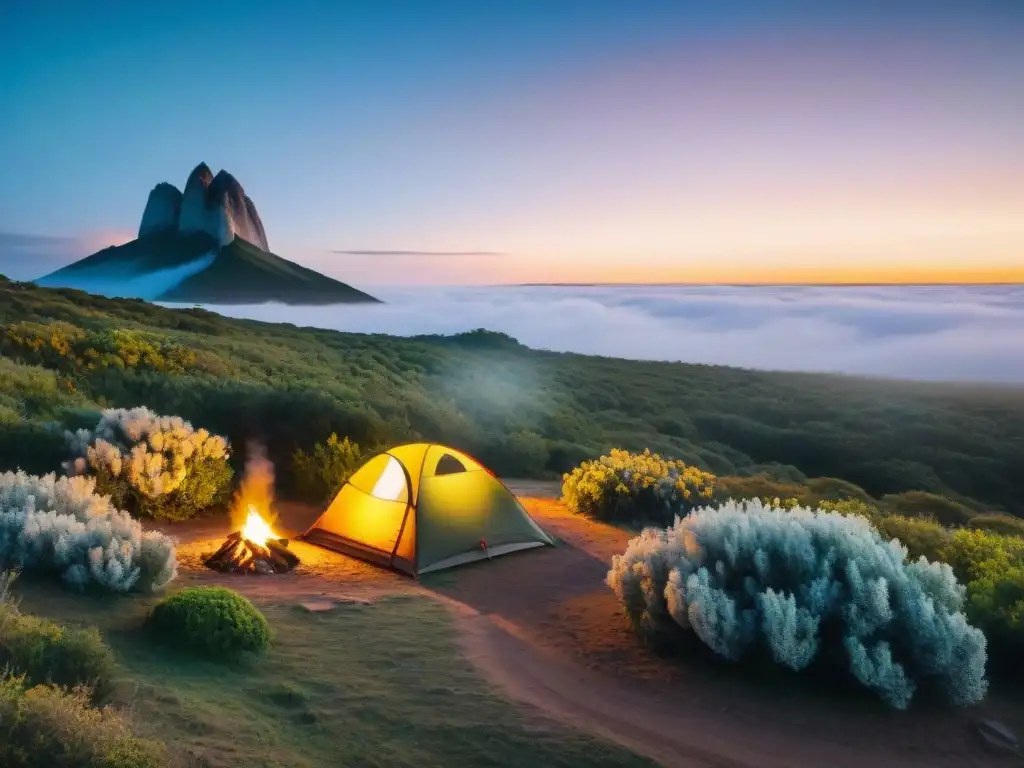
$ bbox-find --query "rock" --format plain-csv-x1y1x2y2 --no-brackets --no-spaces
976,718,1021,756
138,182,183,237
244,195,269,251
299,600,336,613
171,162,270,250
298,596,372,612
177,162,214,236
336,596,372,606
253,559,274,575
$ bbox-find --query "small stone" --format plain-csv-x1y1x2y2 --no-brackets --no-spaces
299,601,336,613
976,718,1020,755
253,559,274,575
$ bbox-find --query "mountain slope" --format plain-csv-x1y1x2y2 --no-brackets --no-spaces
159,236,379,304
36,231,380,305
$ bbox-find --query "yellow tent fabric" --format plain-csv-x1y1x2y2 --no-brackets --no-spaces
301,442,554,576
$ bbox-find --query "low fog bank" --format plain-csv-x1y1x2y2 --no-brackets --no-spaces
164,284,1024,383
37,252,217,300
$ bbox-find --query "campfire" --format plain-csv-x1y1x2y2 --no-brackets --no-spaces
204,448,300,575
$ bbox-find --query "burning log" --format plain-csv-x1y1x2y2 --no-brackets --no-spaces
204,510,301,575
204,532,300,574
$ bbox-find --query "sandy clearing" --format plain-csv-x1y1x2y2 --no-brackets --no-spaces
158,491,1020,768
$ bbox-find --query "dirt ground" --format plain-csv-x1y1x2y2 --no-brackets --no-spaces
155,483,1023,768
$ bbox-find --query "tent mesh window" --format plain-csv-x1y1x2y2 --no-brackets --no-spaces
434,453,467,475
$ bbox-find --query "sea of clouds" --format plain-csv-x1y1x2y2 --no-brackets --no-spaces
171,284,1024,382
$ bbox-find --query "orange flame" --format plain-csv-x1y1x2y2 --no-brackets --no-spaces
231,445,279,545
242,506,275,547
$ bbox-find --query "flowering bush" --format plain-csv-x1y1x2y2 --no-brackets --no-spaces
607,499,987,709
562,448,716,526
0,471,177,592
65,407,233,521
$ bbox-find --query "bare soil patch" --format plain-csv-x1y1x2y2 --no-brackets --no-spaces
156,492,1022,768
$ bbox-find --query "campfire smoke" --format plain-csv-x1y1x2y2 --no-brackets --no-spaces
205,444,300,575
230,444,277,534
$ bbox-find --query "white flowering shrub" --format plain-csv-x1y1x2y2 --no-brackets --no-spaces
562,448,716,526
65,406,233,521
607,499,988,709
0,471,177,592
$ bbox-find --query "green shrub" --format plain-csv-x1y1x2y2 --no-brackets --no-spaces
65,406,233,520
806,500,954,564
146,586,270,660
968,513,1024,538
0,420,69,476
608,499,987,709
562,448,716,526
291,433,364,503
880,491,976,527
0,673,165,767
936,530,1024,674
940,528,1024,585
0,573,115,692
872,515,953,564
714,473,873,508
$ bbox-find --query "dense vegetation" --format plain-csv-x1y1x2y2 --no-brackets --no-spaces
585,449,1024,704
0,573,114,692
0,572,164,766
0,275,1022,517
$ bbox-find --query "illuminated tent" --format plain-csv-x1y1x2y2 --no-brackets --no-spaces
300,443,555,576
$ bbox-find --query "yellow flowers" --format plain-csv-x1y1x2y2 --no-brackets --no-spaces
64,407,233,520
562,448,716,526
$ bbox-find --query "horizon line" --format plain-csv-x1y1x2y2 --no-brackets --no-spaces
510,280,1024,288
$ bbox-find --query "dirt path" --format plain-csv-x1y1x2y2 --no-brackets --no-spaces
161,490,1019,768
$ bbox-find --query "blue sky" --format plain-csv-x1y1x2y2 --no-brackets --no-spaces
1,1,1022,284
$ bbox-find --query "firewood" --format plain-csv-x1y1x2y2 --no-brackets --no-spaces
267,540,299,566
206,538,240,564
203,531,301,574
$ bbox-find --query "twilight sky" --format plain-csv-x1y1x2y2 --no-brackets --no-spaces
1,0,1022,285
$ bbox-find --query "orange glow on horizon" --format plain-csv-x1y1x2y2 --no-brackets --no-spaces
529,265,1024,286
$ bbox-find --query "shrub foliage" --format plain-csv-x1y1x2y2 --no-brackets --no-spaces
65,406,233,521
0,471,177,592
0,673,165,768
291,433,364,503
146,586,270,660
0,573,114,692
607,499,987,709
562,448,716,526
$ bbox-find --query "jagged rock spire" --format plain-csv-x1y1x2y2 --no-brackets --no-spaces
138,162,270,251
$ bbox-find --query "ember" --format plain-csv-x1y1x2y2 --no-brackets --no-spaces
205,445,300,575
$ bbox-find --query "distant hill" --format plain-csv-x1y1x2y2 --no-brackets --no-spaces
35,162,380,305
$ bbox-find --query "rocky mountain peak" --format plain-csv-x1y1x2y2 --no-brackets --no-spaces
138,182,184,237
139,162,269,251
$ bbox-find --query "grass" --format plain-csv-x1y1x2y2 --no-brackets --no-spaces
12,581,653,768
